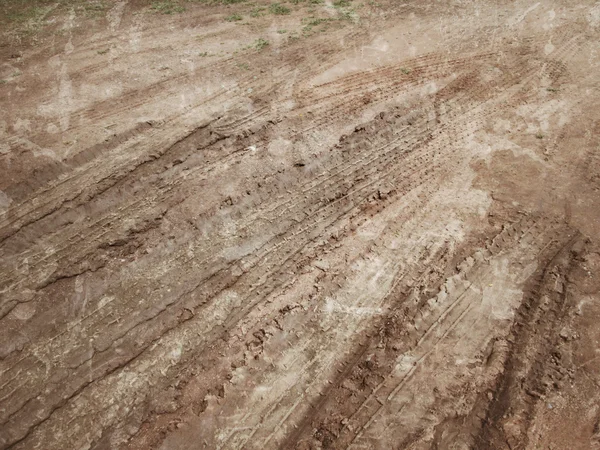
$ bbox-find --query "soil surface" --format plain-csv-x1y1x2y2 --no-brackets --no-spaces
1,0,600,448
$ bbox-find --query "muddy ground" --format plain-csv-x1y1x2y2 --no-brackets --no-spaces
1,0,600,448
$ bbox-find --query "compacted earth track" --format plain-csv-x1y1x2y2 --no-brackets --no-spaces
1,0,600,448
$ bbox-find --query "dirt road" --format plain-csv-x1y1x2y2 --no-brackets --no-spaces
1,0,600,448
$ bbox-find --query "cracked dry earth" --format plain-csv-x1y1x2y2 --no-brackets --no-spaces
2,0,600,448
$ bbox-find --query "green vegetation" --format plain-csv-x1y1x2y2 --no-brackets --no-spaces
97,48,110,55
269,3,290,14
250,6,266,16
254,37,269,50
1,1,54,38
2,0,107,24
277,29,287,33
187,0,246,4
331,0,357,22
535,133,544,139
225,13,242,21
400,67,411,74
337,8,355,21
302,16,332,33
150,1,185,14
304,17,331,26
83,1,106,18
3,3,52,24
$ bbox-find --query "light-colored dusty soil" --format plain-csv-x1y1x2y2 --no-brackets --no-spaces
1,0,600,448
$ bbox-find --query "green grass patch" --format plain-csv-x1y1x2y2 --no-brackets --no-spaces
225,13,242,21
83,1,106,18
269,3,290,14
2,0,106,29
303,17,331,26
337,7,356,21
332,0,357,22
1,0,110,40
3,3,52,24
254,37,269,49
150,1,185,14
187,0,246,3
250,6,265,16
302,16,332,32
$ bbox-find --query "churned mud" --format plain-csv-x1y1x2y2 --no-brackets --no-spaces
1,0,600,448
